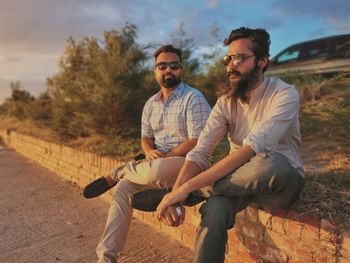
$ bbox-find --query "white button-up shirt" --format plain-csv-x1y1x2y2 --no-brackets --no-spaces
141,82,211,153
186,77,304,176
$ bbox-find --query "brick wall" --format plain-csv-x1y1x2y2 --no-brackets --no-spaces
1,129,349,263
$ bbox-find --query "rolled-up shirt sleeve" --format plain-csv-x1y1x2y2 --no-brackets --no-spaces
186,94,211,139
186,98,228,170
141,99,154,138
243,87,300,153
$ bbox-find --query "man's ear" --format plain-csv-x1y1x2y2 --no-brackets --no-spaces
258,57,269,69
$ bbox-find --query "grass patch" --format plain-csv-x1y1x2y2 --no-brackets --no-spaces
0,116,141,160
68,135,140,160
293,172,350,229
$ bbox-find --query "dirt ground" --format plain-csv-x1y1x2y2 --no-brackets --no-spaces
0,145,193,263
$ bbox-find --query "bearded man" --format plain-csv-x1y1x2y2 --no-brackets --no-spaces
86,44,211,263
156,28,304,263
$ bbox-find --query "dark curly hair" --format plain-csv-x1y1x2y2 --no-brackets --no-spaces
224,27,271,72
154,45,182,62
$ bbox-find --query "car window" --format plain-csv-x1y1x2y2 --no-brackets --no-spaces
333,35,350,57
301,40,330,59
275,48,300,63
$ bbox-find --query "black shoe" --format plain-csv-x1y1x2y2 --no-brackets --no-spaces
130,188,169,211
83,177,117,199
83,153,144,199
130,188,205,212
134,153,146,161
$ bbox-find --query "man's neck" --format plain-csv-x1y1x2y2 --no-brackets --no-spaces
160,85,177,103
245,76,264,103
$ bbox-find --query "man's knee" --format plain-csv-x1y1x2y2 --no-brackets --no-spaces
213,152,293,195
148,157,185,187
199,196,235,230
254,152,291,175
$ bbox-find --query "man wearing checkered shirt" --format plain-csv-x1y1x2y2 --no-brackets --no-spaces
85,44,211,263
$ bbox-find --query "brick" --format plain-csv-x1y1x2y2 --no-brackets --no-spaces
182,222,196,238
285,220,303,240
294,246,314,261
142,211,161,229
132,209,144,220
228,229,242,246
160,223,183,242
285,209,304,221
271,215,287,235
244,206,259,222
235,220,257,239
313,247,337,263
264,228,294,252
261,245,288,263
340,230,350,263
258,210,273,229
301,221,321,243
320,219,338,241
288,257,309,263
301,214,321,228
244,238,267,256
184,210,201,227
227,245,258,263
270,208,289,218
182,232,195,249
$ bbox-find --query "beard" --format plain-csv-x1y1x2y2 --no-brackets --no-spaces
160,73,181,89
223,63,260,102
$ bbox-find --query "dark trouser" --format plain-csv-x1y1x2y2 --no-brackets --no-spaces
193,152,304,263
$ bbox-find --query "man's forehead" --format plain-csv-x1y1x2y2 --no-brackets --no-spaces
227,38,253,54
155,52,180,62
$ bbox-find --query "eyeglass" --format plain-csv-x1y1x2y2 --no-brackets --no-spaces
222,54,255,66
155,61,182,71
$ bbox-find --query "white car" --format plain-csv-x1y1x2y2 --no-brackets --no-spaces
268,34,350,76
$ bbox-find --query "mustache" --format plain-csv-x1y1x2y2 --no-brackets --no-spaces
226,70,242,78
162,73,175,78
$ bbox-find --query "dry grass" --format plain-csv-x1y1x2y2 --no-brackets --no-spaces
0,117,62,143
0,117,141,160
277,73,350,228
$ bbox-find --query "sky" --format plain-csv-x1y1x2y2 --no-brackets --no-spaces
0,0,349,102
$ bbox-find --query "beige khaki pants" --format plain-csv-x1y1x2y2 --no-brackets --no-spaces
96,156,185,263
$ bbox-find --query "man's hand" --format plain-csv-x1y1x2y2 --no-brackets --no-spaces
157,188,189,221
145,149,165,160
160,204,185,227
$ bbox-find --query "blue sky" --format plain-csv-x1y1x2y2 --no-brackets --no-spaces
0,0,349,102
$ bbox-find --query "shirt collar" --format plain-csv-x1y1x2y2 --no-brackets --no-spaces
154,82,185,101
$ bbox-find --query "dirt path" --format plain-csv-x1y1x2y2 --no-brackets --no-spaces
0,146,193,263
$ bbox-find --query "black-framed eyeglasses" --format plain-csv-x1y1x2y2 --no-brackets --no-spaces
222,54,255,66
155,61,182,71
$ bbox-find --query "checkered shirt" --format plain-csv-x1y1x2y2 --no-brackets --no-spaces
141,82,211,153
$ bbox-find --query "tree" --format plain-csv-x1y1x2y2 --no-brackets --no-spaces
193,22,226,106
171,22,200,84
2,81,35,120
47,23,149,139
29,91,52,125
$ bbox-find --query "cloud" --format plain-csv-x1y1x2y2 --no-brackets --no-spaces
0,0,349,103
270,0,350,32
206,0,219,9
0,55,22,62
